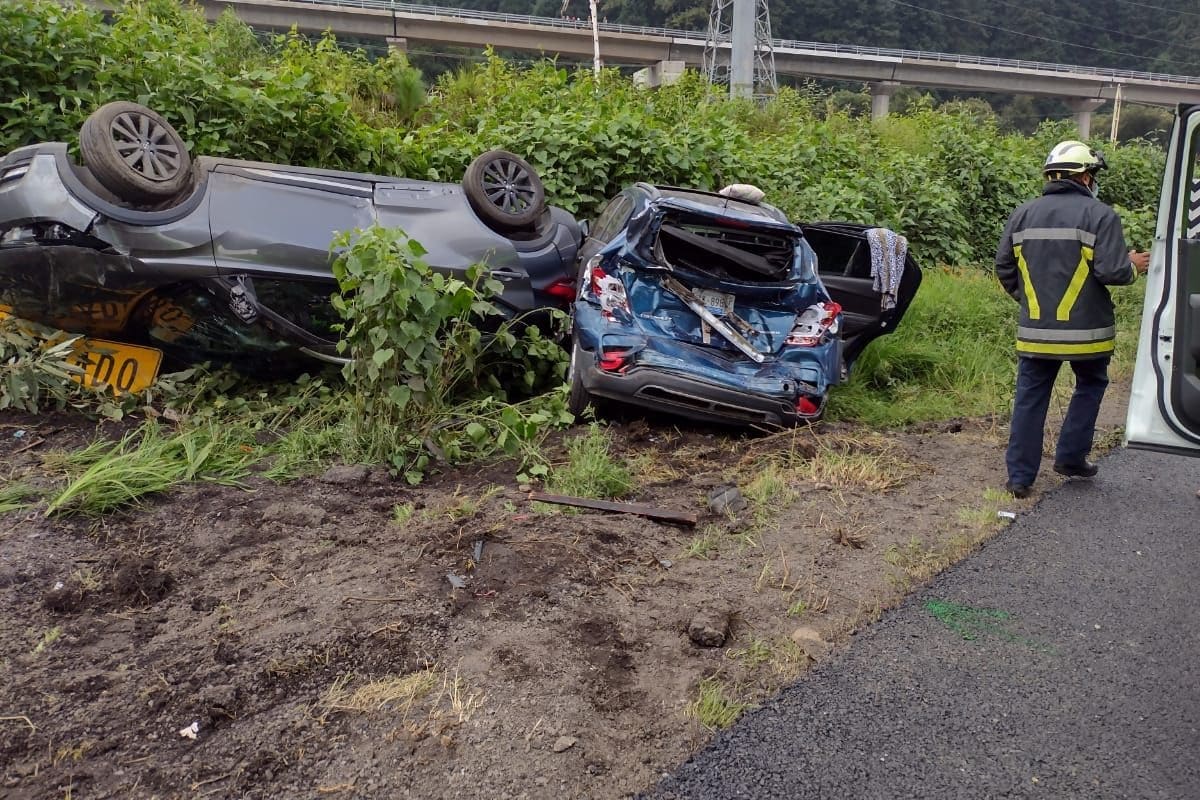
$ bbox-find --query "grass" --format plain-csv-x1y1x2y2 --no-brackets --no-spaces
827,267,1146,426
317,668,483,729
545,423,634,499
786,599,809,617
319,669,440,720
729,637,774,669
884,494,1006,588
392,502,415,525
687,677,752,730
741,459,799,537
43,422,258,516
421,485,502,522
682,524,722,559
956,487,1016,533
800,436,911,491
32,626,62,655
0,481,41,514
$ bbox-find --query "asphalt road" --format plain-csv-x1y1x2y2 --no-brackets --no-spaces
648,447,1200,800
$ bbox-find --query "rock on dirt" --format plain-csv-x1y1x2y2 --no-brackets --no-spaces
552,736,578,753
43,578,86,613
707,486,747,515
320,464,371,486
688,607,732,647
260,502,326,527
789,626,832,659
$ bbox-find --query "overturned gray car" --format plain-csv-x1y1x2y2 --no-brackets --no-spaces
0,102,581,389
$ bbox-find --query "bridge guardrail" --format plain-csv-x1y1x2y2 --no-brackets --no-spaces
266,0,1200,86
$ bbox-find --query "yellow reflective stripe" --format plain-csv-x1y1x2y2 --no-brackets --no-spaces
1014,244,1040,320
1016,339,1114,356
1056,245,1093,322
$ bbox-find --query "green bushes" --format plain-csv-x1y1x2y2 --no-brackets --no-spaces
330,225,571,481
1,0,1165,270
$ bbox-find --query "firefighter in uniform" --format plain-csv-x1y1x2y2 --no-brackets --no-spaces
995,140,1150,498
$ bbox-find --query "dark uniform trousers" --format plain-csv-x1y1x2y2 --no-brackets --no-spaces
1006,356,1110,486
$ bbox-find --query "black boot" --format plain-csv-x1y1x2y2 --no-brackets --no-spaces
1005,481,1032,499
1053,460,1099,478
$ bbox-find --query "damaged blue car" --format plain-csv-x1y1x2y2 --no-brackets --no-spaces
567,184,921,426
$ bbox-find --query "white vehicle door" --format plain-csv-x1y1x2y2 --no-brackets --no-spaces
1126,103,1200,456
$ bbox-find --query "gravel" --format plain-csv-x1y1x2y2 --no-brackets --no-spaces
648,447,1200,800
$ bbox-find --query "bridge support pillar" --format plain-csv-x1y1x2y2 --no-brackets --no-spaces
1066,98,1106,138
386,36,408,54
870,82,900,120
633,60,686,90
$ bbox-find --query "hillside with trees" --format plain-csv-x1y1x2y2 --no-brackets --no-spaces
418,0,1200,77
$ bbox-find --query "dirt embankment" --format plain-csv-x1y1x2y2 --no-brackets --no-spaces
0,389,1128,799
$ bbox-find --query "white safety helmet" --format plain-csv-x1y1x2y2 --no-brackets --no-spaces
1043,140,1107,178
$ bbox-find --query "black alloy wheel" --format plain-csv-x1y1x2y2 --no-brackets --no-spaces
463,150,546,233
80,102,192,204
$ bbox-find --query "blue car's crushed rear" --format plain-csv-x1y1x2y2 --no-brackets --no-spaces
570,187,857,426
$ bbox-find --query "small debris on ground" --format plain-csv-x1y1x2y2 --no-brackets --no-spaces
707,485,747,515
789,626,832,659
831,528,867,549
688,608,732,648
446,573,467,590
178,721,199,740
527,492,697,526
320,464,371,486
551,736,577,753
997,511,1017,520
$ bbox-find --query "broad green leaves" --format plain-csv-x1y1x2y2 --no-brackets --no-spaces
329,226,570,480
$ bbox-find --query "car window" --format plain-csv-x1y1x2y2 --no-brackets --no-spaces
590,194,634,243
252,278,340,340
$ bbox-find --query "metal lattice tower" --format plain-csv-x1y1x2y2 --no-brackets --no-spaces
703,0,778,99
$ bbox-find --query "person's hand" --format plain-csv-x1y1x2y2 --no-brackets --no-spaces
1129,250,1150,275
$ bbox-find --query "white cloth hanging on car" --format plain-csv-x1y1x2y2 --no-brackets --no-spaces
866,227,908,311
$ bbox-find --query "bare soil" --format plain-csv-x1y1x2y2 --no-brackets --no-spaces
0,388,1128,800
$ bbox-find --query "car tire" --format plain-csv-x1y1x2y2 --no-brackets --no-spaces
566,338,594,419
80,102,192,204
463,150,545,233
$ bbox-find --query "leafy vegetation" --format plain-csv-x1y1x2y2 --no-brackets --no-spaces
1,317,89,412
331,225,571,482
0,0,1170,515
432,0,1200,78
0,1,1166,270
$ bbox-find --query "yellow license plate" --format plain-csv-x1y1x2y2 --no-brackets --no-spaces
68,338,162,394
1,306,162,394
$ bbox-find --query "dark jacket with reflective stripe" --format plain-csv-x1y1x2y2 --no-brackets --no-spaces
995,179,1137,360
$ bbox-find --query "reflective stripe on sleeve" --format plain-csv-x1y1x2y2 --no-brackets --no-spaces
1056,245,1094,321
1013,244,1041,320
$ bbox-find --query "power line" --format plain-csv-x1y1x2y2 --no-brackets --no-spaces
1113,0,1200,19
985,0,1180,48
884,0,1195,68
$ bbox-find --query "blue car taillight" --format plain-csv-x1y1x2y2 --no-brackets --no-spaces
785,301,842,347
583,255,631,322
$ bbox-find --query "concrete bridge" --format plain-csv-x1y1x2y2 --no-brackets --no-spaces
110,0,1200,135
